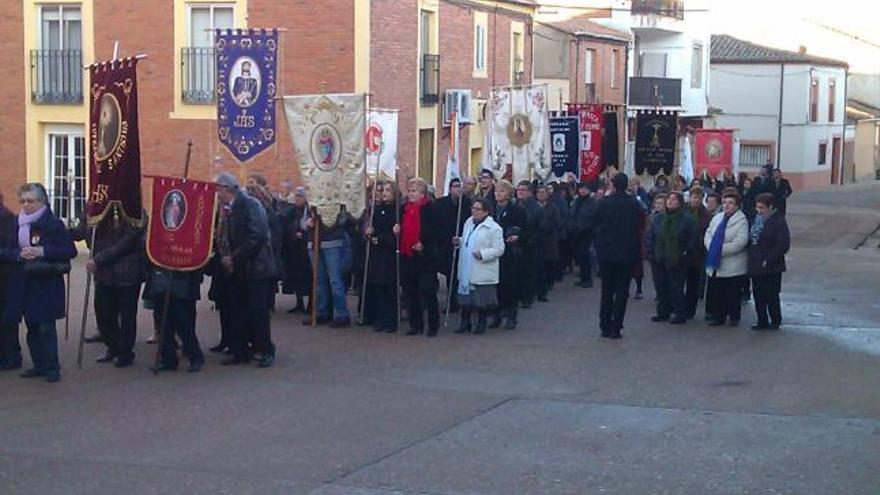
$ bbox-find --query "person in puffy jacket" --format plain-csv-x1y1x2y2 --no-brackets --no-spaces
703,192,749,326
454,197,504,335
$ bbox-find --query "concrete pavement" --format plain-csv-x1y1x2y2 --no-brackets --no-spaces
0,184,878,494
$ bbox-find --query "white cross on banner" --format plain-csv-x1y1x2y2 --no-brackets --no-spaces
365,109,399,180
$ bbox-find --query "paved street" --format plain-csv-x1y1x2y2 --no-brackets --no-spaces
1,184,879,495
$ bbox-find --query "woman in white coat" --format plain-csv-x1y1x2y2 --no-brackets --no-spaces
454,197,505,334
703,192,749,326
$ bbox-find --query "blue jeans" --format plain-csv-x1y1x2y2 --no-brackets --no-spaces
26,321,59,374
311,245,350,320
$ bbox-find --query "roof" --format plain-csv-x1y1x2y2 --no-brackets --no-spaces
544,15,632,43
711,34,848,68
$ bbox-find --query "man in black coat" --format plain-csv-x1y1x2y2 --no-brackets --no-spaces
0,192,20,370
770,169,793,216
594,173,643,339
515,180,543,308
87,213,147,367
215,173,277,367
476,169,497,206
570,183,597,288
432,178,471,313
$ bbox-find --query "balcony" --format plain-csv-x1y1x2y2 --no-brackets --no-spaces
30,49,83,104
628,77,681,107
630,0,685,33
181,47,216,104
420,53,440,105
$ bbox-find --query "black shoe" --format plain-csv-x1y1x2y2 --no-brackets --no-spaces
634,291,643,300
155,361,178,372
44,372,61,383
20,368,44,378
537,296,549,302
607,332,623,340
0,357,22,371
373,325,387,333
707,319,725,327
405,328,423,336
257,354,274,368
751,324,770,331
488,314,502,329
114,356,134,368
728,319,740,327
209,344,227,353
769,323,781,330
651,315,669,322
385,327,397,333
187,360,203,372
669,317,687,325
473,315,487,334
83,334,104,344
96,353,116,363
330,317,352,328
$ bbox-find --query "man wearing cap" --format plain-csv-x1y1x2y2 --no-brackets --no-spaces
214,173,277,367
594,173,643,339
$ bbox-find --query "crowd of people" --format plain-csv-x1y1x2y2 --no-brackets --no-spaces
0,163,793,382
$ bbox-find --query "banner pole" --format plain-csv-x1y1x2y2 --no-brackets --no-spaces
444,182,464,328
310,207,320,327
394,167,401,332
76,225,97,369
63,167,75,341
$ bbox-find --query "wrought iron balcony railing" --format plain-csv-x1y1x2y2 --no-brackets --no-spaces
421,53,440,105
181,47,216,104
631,0,685,20
30,49,83,104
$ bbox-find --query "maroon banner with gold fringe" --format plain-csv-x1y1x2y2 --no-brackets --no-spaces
146,177,218,271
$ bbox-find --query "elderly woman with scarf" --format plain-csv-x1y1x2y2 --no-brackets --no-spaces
0,183,77,382
646,192,696,325
703,192,749,327
454,197,505,334
748,193,790,330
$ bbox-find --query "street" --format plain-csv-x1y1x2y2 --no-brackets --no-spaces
1,184,879,495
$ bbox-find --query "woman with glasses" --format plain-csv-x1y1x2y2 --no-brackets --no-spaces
0,183,77,382
454,197,505,334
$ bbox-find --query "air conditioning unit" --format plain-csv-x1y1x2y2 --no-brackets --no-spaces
444,89,473,126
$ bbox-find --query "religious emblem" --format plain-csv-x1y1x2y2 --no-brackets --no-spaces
365,122,383,155
311,123,342,171
507,113,533,148
231,57,261,108
161,189,187,231
705,138,723,159
95,93,122,161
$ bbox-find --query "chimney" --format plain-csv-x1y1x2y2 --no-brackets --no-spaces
798,45,807,54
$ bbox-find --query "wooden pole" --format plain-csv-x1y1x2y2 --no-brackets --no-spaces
76,226,97,368
63,167,76,341
444,187,465,328
395,169,401,331
310,207,321,327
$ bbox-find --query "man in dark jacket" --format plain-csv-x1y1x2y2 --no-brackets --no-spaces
433,178,471,313
395,178,442,336
645,192,697,324
749,193,791,330
476,169,497,206
771,169,793,216
570,183,597,288
594,173,643,339
0,193,20,370
149,268,204,372
87,213,147,367
515,181,542,308
215,173,277,367
535,184,560,301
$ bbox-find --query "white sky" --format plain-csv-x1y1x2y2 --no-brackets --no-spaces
709,0,880,73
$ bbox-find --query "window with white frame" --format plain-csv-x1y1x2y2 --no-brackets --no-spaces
610,48,620,88
584,49,597,102
34,5,83,103
739,144,772,168
182,3,235,104
46,129,87,223
474,20,486,72
691,42,703,88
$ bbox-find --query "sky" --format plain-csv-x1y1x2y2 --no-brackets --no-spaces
708,0,879,73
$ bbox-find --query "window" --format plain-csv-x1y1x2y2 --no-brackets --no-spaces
809,77,819,123
584,49,596,84
420,10,432,56
639,52,667,78
818,141,827,165
418,129,435,183
828,78,836,122
691,43,703,88
475,23,486,71
511,31,524,84
739,144,773,168
46,130,86,223
182,3,234,104
611,49,620,88
33,5,82,103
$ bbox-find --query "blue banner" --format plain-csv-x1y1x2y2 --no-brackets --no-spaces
216,28,278,162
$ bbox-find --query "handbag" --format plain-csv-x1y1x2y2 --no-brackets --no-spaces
23,260,71,276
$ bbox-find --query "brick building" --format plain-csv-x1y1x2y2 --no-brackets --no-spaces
1,0,535,216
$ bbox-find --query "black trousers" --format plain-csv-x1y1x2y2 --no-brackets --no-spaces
520,248,539,305
684,264,704,318
706,275,745,323
654,263,687,319
94,283,141,359
0,300,21,363
227,278,275,360
536,260,555,299
156,297,203,366
363,283,397,330
576,238,593,284
599,262,632,335
752,273,782,326
401,258,439,333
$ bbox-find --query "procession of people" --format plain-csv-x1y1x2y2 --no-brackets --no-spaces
0,161,793,382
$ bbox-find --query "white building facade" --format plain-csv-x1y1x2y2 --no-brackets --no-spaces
709,35,849,190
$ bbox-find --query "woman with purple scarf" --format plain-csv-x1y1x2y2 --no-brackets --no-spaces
0,183,77,382
703,192,749,326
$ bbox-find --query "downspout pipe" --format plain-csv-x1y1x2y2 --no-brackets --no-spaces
776,62,784,169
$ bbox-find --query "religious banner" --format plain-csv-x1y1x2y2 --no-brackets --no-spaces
284,93,366,227
694,129,735,178
549,116,579,178
485,85,551,183
635,111,678,176
443,111,460,196
365,109,398,180
568,104,605,183
146,177,218,271
216,28,278,162
602,111,620,170
87,57,143,226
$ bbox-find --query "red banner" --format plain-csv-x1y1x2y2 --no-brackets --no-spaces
568,104,604,182
88,58,143,226
146,177,218,271
694,129,734,178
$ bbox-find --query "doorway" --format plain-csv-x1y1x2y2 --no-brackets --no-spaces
831,137,841,185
